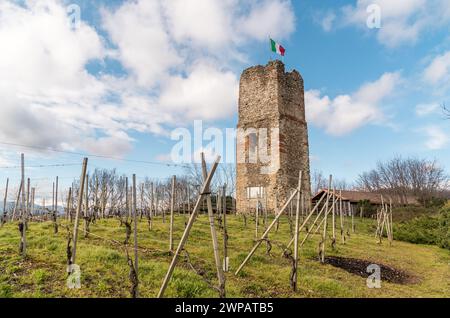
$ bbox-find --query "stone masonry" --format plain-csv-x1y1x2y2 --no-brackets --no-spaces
236,60,311,213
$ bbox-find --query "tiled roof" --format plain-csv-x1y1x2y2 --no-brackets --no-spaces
311,189,420,205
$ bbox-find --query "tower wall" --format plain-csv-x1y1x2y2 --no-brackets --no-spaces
236,60,311,214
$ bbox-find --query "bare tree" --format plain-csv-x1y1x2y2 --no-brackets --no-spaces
357,156,448,204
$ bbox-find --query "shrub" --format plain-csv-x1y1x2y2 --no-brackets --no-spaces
437,207,450,249
394,204,450,250
395,216,440,245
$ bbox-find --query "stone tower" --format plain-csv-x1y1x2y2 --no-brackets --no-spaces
236,60,311,213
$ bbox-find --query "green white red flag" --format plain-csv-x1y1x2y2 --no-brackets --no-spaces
270,38,285,56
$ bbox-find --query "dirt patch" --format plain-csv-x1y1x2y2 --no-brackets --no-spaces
323,256,419,285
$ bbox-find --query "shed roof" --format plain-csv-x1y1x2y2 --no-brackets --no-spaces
311,189,420,205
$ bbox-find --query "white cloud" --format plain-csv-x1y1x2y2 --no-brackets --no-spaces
102,0,182,87
424,51,450,84
161,0,234,48
239,0,295,41
318,11,336,32
0,0,296,158
423,126,449,149
415,103,440,116
340,0,450,48
158,63,239,122
305,72,401,135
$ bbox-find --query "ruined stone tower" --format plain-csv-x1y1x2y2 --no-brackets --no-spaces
236,60,311,213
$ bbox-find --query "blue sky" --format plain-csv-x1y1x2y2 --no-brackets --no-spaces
0,0,450,202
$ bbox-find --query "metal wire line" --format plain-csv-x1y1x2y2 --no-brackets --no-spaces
0,140,197,168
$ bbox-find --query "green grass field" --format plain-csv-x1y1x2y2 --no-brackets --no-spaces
0,214,449,298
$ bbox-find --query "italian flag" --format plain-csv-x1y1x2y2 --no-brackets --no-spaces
270,38,285,56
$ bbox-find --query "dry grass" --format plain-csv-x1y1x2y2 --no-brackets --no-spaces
0,214,449,298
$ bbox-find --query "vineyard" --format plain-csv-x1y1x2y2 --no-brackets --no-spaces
0,154,449,298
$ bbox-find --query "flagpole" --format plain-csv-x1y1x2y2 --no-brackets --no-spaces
269,36,272,62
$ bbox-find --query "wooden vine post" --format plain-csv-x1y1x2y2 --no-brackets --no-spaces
340,189,345,243
389,199,394,243
169,175,176,252
66,188,72,223
132,174,139,297
200,154,225,297
292,171,302,292
70,158,88,267
331,187,336,248
26,178,30,229
222,184,228,273
19,153,27,257
283,190,327,252
187,185,191,214
320,175,332,264
84,174,89,237
255,199,259,239
349,202,354,233
235,182,300,276
1,178,9,226
157,155,221,298
30,188,35,220
54,177,59,234
149,182,154,230
12,181,22,221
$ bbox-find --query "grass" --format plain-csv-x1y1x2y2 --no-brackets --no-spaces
0,213,449,298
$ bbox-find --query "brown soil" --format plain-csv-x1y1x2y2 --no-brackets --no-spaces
323,256,419,285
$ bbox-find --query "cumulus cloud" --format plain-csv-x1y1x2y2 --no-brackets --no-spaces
340,0,450,48
416,103,440,116
161,0,235,48
158,63,239,121
0,0,296,158
305,72,401,135
239,0,295,41
102,0,182,87
319,11,336,32
424,51,450,84
423,126,449,150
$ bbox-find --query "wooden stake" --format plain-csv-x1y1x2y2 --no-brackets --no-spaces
19,153,26,257
340,189,345,244
149,182,154,230
235,187,299,276
1,178,9,226
187,185,191,214
70,158,88,266
299,195,336,247
255,199,259,239
284,190,327,251
201,154,225,297
125,177,129,221
11,182,22,222
84,174,89,236
66,188,72,223
30,188,35,220
389,199,394,242
222,184,228,274
169,175,176,252
332,188,336,244
53,177,59,234
157,155,220,298
292,171,302,292
26,178,30,226
350,202,355,233
132,174,139,297
320,175,332,263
